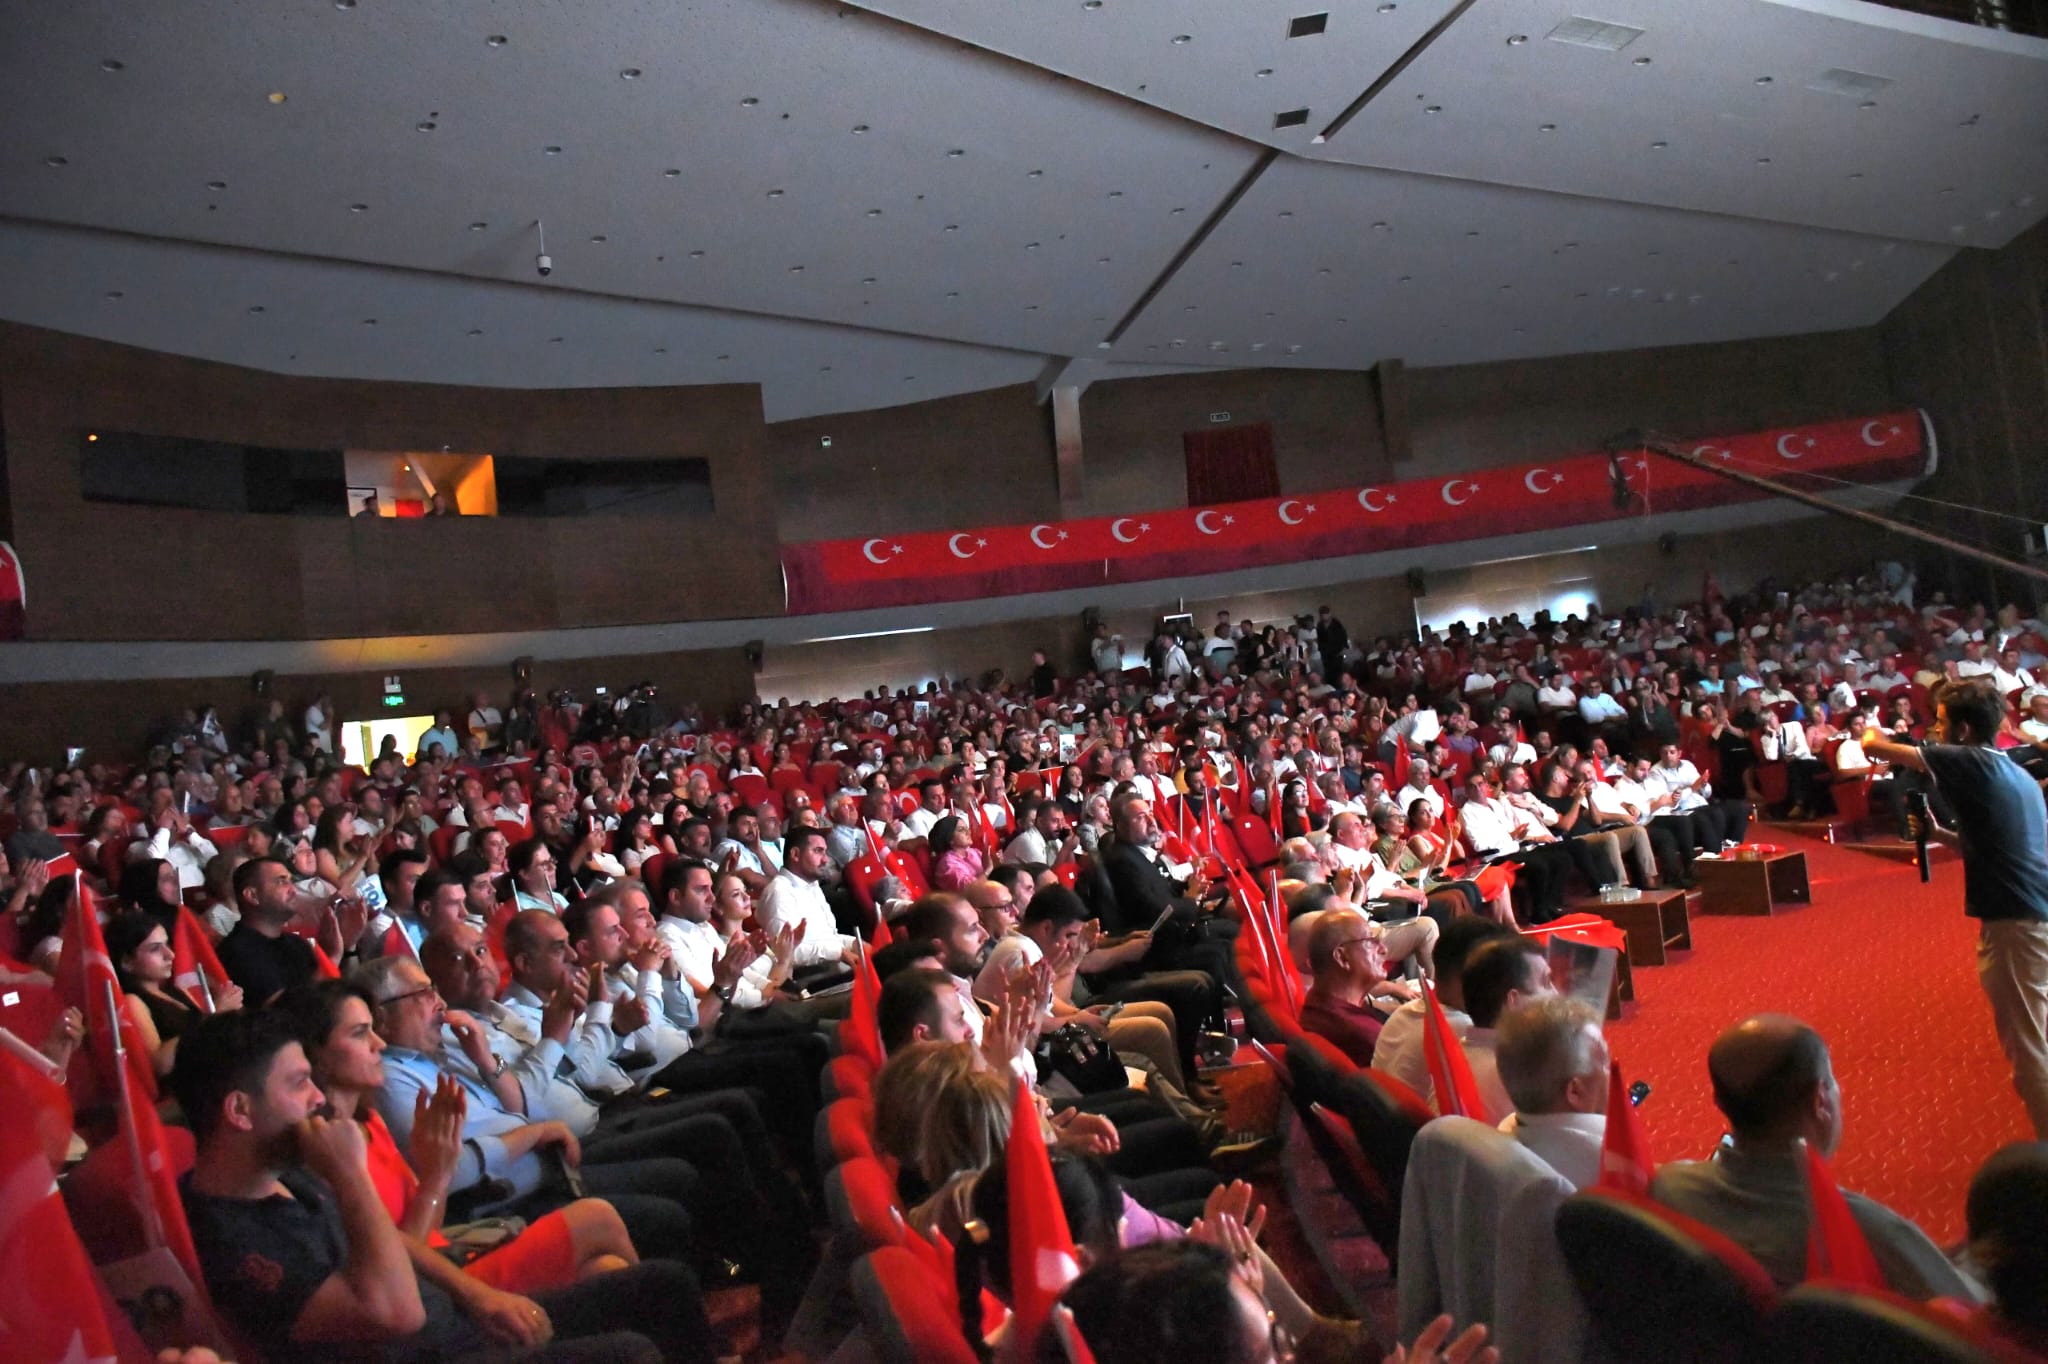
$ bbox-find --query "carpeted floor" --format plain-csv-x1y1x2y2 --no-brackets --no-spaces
1604,827,2033,1245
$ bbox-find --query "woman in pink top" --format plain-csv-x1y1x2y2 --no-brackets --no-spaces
928,814,986,891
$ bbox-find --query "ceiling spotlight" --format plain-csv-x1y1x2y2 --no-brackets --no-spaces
248,304,265,313
469,220,487,230
1539,122,1557,132
946,147,965,157
820,436,833,447
1171,33,1192,44
45,154,68,167
740,96,758,106
361,317,377,325
1633,56,1651,65
1506,34,1527,45
335,0,356,7
619,67,641,80
850,123,868,133
100,58,125,71
589,233,607,242
1650,140,1667,149
416,120,436,132
1755,75,1774,84
349,202,368,212
663,168,681,177
542,144,562,155
207,179,227,190
766,188,784,198
467,328,484,337
1423,104,1441,114
268,91,287,104
486,34,507,46
1084,0,1102,8
103,290,123,300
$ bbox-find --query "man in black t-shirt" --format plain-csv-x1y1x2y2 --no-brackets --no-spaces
216,856,320,1003
173,1009,710,1362
1861,680,2048,1138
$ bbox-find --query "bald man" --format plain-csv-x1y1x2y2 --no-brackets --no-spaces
1649,1014,1981,1301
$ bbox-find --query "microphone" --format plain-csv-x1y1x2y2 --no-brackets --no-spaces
1906,789,1933,883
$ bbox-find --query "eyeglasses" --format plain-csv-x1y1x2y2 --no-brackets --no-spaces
377,984,440,1009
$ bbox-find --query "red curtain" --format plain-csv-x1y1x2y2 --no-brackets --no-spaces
1183,423,1278,506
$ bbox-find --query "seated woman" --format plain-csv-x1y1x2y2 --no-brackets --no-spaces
508,837,568,913
277,978,636,1289
927,815,986,892
108,911,242,1077
119,856,188,931
614,810,663,875
1402,798,1516,927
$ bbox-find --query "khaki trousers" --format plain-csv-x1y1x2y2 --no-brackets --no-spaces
1979,918,2048,1139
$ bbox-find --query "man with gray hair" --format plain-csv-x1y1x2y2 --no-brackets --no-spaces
1494,996,1609,1190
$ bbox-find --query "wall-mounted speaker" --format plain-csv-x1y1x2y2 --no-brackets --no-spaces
1658,532,1678,556
251,669,274,697
512,656,534,685
742,640,765,672
1081,606,1102,632
1405,567,1427,596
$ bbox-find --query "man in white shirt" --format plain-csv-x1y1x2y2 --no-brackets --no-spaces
1456,770,1573,924
1954,640,1997,680
899,778,949,840
1133,748,1179,812
1576,678,1627,733
134,799,220,891
1994,648,2037,696
1649,743,1749,849
1459,937,1557,1122
1536,676,1579,718
1003,798,1077,867
303,693,335,755
467,692,504,753
1863,657,1911,695
2021,691,2048,745
1463,666,1499,699
1393,758,1445,822
1372,917,1515,1111
711,805,783,895
1494,995,1609,1191
1387,706,1442,756
757,827,860,971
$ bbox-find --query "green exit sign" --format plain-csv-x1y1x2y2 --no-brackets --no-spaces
382,694,406,708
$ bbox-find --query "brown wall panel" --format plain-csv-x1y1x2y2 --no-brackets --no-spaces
0,324,778,641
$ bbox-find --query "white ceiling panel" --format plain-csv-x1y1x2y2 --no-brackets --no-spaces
847,0,1463,150
0,0,1257,355
1315,0,2048,247
1114,157,1953,368
0,222,1044,423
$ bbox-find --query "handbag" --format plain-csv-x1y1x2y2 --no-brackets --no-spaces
1034,1021,1126,1093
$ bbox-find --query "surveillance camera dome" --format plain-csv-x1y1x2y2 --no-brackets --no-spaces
536,253,553,277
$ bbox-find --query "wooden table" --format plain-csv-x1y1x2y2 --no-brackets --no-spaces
1597,888,1694,967
1693,850,1810,916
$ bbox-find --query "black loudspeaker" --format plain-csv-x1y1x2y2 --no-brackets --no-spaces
742,640,765,672
512,656,534,685
1658,532,1678,556
1081,606,1102,632
1405,567,1427,597
251,669,274,697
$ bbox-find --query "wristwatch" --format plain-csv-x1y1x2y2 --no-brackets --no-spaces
714,982,737,1005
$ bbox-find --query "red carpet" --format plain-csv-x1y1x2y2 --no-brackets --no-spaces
1606,828,2033,1244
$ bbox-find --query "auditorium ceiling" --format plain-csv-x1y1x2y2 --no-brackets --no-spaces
0,0,2041,420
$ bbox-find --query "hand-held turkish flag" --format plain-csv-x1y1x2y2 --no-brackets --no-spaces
171,907,227,1012
1597,1060,1656,1195
116,1044,207,1301
843,939,885,1071
1421,979,1489,1122
869,910,895,949
312,941,342,980
56,881,157,1103
1004,1076,1079,1363
1802,1143,1887,1290
0,1022,75,1169
0,1042,124,1364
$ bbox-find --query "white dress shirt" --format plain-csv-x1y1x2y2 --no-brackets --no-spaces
901,806,942,840
758,869,857,967
1371,996,1470,1110
137,824,220,890
655,914,776,1011
1648,760,1710,813
1498,1110,1607,1191
1578,692,1625,724
1394,780,1445,820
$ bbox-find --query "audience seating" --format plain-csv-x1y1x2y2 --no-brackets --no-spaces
1556,1187,1777,1364
849,1247,979,1364
1763,1284,2037,1364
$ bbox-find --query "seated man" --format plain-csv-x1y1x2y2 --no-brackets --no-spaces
1456,935,1557,1122
1494,996,1608,1190
755,827,860,979
1098,793,1236,998
1647,742,1750,850
1372,917,1517,1105
1650,1014,1983,1300
172,1008,715,1363
1297,908,1402,1067
215,855,322,1003
1456,770,1574,925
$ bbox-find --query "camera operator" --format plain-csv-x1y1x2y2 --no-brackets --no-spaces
1859,678,2048,1137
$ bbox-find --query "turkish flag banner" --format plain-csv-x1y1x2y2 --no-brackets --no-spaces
781,410,1931,614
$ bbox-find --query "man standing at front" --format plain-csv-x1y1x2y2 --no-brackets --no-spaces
1860,679,2048,1137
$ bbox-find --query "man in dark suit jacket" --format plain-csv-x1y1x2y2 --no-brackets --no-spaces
1097,795,1237,1020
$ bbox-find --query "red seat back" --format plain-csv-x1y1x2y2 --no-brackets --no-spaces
850,1247,979,1364
826,1156,908,1251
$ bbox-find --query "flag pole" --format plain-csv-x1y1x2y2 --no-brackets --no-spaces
0,1022,64,1083
106,978,167,1251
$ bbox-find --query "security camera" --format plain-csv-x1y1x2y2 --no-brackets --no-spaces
536,253,552,277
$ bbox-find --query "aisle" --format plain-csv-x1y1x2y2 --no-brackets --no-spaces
1605,829,2032,1243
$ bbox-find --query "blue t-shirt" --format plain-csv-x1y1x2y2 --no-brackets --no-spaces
1920,743,2048,923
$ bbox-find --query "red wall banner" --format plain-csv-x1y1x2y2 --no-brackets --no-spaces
780,411,1932,616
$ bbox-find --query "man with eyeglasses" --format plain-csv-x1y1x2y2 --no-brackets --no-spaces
351,954,702,1275
1297,908,1401,1067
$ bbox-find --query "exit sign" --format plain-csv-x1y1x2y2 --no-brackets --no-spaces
382,693,406,708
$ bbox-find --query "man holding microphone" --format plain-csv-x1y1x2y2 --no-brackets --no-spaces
1858,679,2048,1137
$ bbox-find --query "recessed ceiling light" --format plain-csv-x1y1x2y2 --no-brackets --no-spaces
766,189,784,198
248,305,265,313
103,290,123,300
1375,2,1395,10
688,249,704,258
861,276,877,284
549,336,563,344
1317,268,1331,276
467,328,484,337
866,208,882,217
1084,0,1102,8
589,233,607,242
1278,210,1293,218
1398,274,1412,282
1756,156,1771,164
486,34,507,46
1466,229,1480,237
542,144,562,155
1290,12,1330,35
945,290,959,298
101,58,124,71
1027,168,1044,178
1171,34,1192,45
1255,68,1274,78
207,179,227,190
819,365,832,372
619,68,641,80
1097,256,1111,264
1026,241,1041,249
946,148,965,157
1632,56,1651,65
1108,190,1122,198
1539,122,1557,132
1650,140,1667,149
789,264,805,272
1423,104,1441,114
663,168,681,178
361,317,377,325
45,154,68,167
268,91,287,104
1858,100,1877,110
416,120,436,132
1755,75,1773,85
850,123,868,134
653,345,666,353
335,0,355,7
349,202,368,212
1026,305,1040,312
716,353,729,360
740,96,758,107
944,224,959,232
1506,34,1527,45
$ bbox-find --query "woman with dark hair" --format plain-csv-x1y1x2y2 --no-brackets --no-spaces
119,856,186,929
275,978,647,1292
509,836,567,911
616,810,661,875
18,875,77,975
562,811,623,897
270,795,314,849
928,815,983,892
108,910,240,1075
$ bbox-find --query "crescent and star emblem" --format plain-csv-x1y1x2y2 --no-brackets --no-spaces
1776,433,1816,459
1523,468,1563,495
1692,444,1731,461
1276,499,1316,526
1441,479,1478,507
1357,487,1393,513
1027,524,1069,550
1859,421,1896,448
948,533,986,560
860,538,902,566
1110,518,1150,544
1194,510,1235,535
